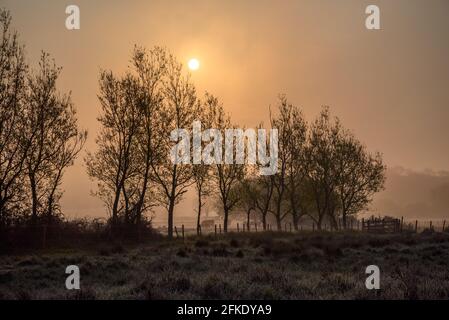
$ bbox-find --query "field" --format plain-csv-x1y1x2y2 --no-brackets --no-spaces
1,230,449,300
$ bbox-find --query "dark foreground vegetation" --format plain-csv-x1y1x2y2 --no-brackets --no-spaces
1,230,449,300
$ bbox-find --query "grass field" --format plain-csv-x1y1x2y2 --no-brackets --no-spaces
1,230,449,300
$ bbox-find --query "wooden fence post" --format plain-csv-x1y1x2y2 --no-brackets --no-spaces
219,224,222,234
400,217,404,232
289,223,292,232
443,220,446,232
181,224,185,240
415,220,418,233
174,226,179,239
430,220,433,230
362,218,365,232
215,224,217,236
237,223,240,232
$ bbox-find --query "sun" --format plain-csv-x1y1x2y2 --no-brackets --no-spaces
188,58,200,71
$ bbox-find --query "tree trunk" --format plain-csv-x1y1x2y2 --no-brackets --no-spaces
167,197,175,239
0,198,4,228
47,196,54,225
134,159,151,226
223,207,229,233
196,192,202,236
342,213,347,230
276,214,282,231
122,185,130,224
111,186,120,227
317,214,323,230
292,212,299,231
275,198,282,231
262,212,267,231
329,213,338,231
246,208,253,232
29,172,38,225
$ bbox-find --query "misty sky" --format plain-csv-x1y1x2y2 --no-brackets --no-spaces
2,0,449,219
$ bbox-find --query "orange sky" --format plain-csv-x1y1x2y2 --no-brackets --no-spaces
3,0,449,219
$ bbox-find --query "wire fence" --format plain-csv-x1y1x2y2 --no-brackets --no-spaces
1,216,447,248
159,217,449,239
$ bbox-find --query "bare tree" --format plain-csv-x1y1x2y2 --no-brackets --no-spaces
0,9,28,227
43,101,87,223
334,131,386,228
284,102,308,230
86,70,143,226
130,46,166,225
151,53,198,238
23,53,86,224
237,172,258,231
215,161,245,233
269,96,298,230
304,107,386,230
192,94,217,235
305,106,341,230
193,163,211,235
254,175,275,231
210,97,245,233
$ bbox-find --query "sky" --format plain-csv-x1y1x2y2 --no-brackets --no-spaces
2,0,449,220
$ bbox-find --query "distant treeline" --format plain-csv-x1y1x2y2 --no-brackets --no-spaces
0,9,386,239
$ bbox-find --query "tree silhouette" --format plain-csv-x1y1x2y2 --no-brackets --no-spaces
0,9,28,228
86,47,166,229
334,130,386,228
151,51,199,238
24,53,86,224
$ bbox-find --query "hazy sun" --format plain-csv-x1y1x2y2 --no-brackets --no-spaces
188,58,200,71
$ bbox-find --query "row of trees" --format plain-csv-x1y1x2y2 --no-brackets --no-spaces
0,9,385,237
84,46,240,237
85,46,386,238
236,100,386,231
0,10,86,228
